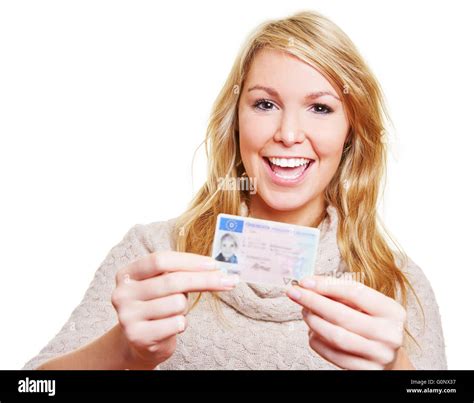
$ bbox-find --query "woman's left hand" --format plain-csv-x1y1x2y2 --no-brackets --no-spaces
286,274,410,370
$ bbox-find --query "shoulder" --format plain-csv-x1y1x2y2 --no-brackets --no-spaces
391,252,441,311
394,252,444,333
395,253,438,300
393,253,448,369
392,252,445,334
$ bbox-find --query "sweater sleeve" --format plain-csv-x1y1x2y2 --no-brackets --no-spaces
21,223,155,370
402,257,448,370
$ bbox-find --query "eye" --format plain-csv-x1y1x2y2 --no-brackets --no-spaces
253,99,277,111
311,103,333,114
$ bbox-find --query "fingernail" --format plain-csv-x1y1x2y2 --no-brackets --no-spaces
177,316,186,332
220,274,240,287
287,287,301,300
203,260,218,270
302,308,309,317
300,277,316,289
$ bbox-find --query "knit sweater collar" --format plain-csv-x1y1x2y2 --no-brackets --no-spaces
216,201,346,323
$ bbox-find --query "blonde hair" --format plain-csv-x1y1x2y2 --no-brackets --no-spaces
173,10,423,349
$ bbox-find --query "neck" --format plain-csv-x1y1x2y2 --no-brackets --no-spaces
248,194,327,228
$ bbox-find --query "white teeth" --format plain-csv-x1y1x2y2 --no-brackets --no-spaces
274,171,302,179
267,157,311,168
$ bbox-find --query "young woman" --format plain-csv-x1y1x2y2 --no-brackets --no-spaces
23,10,447,370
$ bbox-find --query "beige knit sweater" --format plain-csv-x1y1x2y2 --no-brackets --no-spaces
22,203,448,370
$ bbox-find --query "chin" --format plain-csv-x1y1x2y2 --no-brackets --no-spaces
258,190,313,212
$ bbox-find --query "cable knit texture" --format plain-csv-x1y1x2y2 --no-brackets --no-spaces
22,203,448,370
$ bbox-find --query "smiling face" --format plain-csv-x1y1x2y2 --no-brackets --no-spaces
238,48,350,213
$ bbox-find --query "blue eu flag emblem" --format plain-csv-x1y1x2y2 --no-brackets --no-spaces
219,217,244,233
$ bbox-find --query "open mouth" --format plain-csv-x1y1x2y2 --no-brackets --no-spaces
263,156,315,180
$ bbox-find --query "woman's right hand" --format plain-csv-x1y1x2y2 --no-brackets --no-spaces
111,250,239,369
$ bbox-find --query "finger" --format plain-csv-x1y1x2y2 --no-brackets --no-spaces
137,294,188,320
128,315,187,347
287,286,403,346
145,333,177,354
128,270,240,300
308,333,384,370
303,311,397,366
120,251,218,282
299,275,406,320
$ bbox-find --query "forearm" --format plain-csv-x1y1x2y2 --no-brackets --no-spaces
36,324,156,370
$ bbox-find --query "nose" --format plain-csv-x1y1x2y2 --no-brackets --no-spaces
273,110,305,146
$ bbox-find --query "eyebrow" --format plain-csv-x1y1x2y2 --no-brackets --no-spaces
247,85,341,101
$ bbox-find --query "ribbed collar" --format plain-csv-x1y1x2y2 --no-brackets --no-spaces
217,201,347,322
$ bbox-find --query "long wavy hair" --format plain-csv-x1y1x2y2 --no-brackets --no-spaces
173,10,423,349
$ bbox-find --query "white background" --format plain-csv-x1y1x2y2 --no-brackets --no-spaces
1,0,473,369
